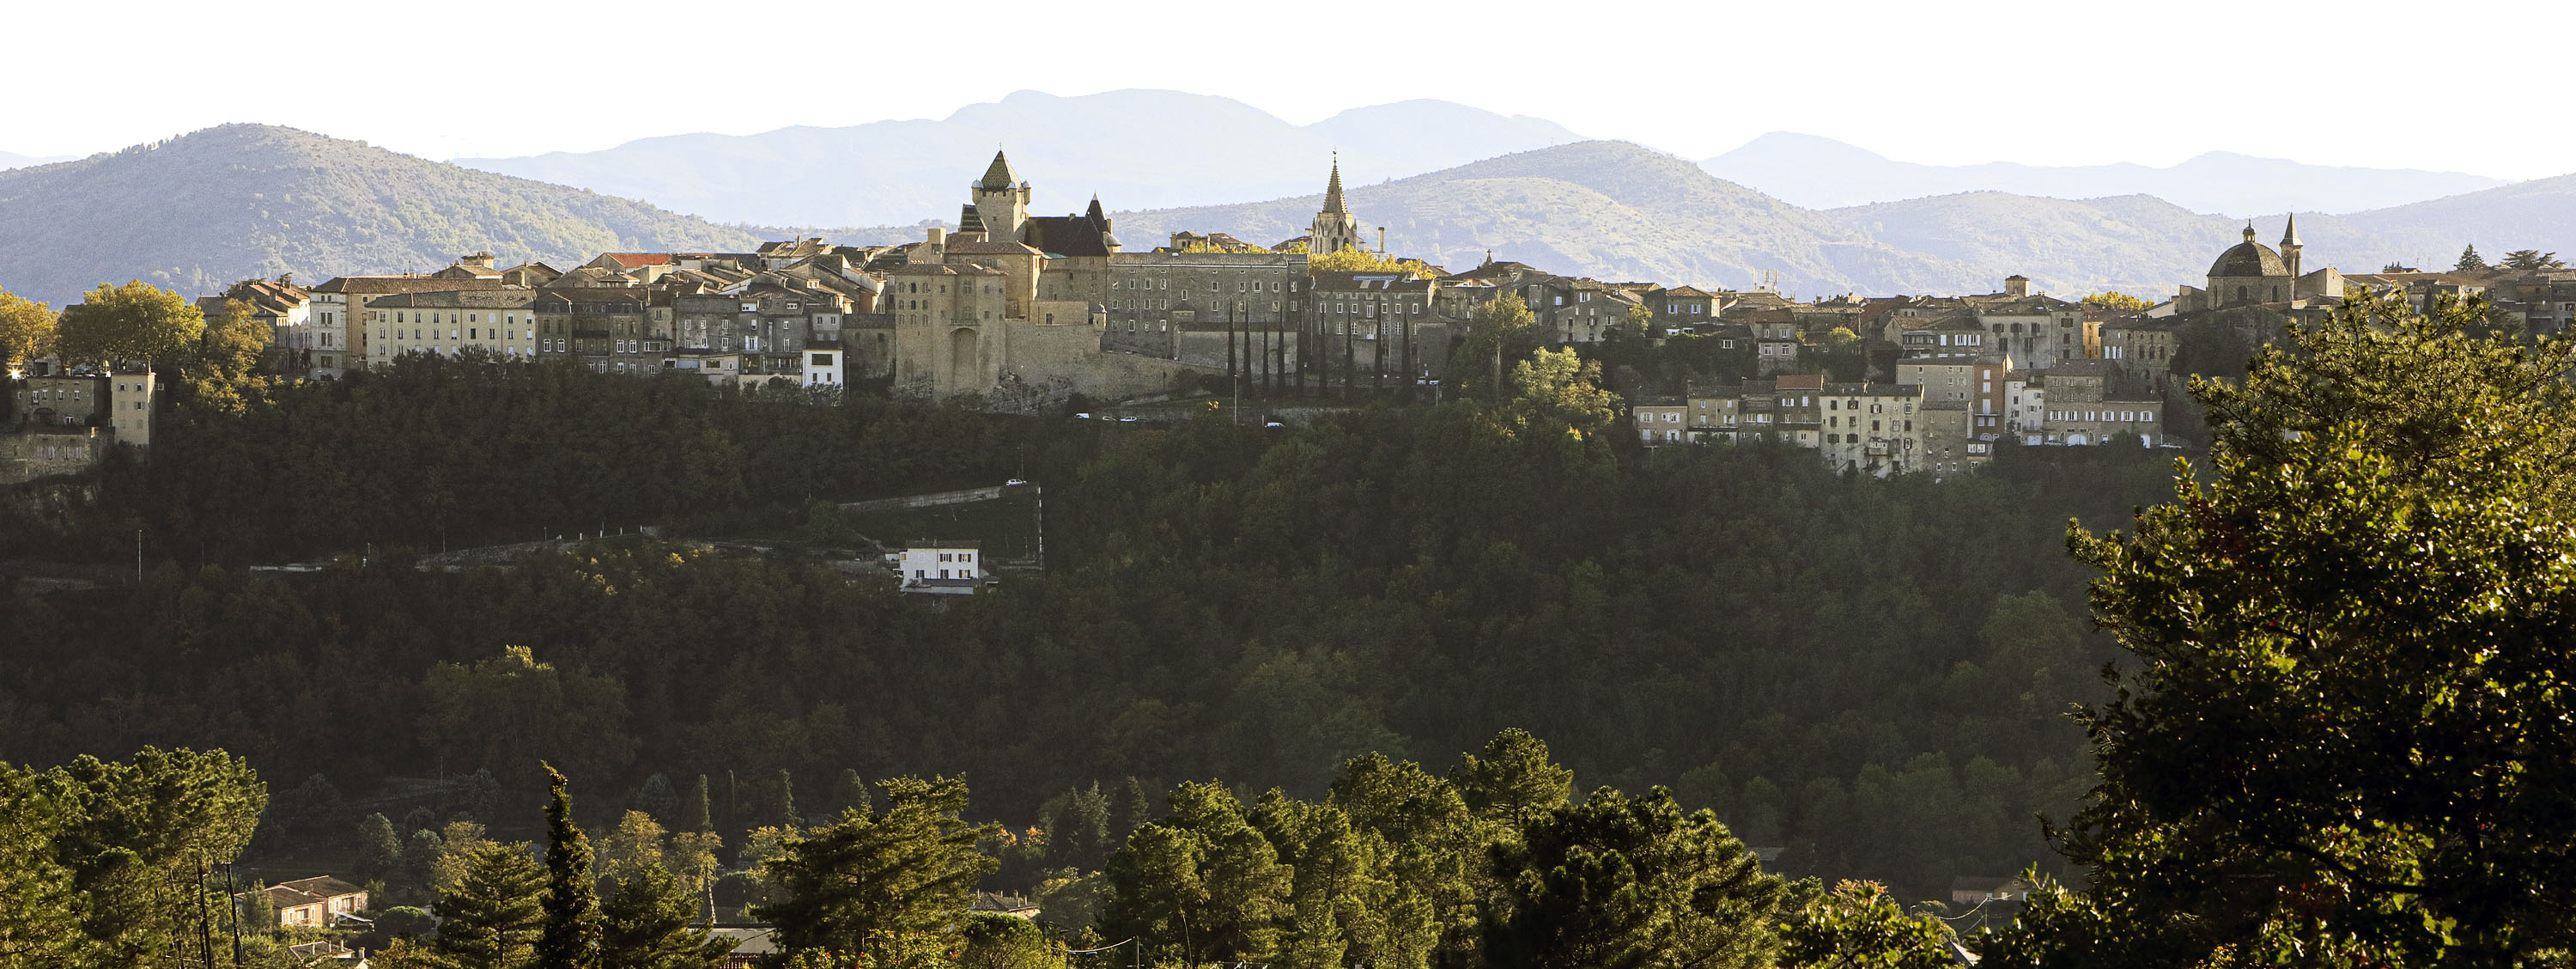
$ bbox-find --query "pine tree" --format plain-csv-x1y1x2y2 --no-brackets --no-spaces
755,776,999,959
538,764,603,969
599,862,728,969
434,841,547,969
2458,243,2488,271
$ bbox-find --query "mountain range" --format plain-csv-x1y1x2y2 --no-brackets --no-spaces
0,125,762,307
1702,131,2511,216
4,121,2570,312
458,90,1590,228
0,149,74,171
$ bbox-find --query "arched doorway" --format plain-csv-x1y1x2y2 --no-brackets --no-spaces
2067,433,2090,446
948,326,980,387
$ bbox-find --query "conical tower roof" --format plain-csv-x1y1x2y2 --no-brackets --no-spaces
2281,212,2302,247
978,149,1019,190
957,203,987,235
1322,154,1348,215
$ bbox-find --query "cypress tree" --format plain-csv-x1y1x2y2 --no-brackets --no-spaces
538,763,602,969
682,776,712,835
2458,243,2488,271
775,769,798,829
600,862,728,969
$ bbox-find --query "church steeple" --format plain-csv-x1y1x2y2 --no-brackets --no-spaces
2281,213,2304,282
1323,153,1349,216
1308,153,1361,255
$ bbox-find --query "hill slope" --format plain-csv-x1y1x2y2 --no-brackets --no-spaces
1111,140,1989,296
2342,172,2576,266
1706,131,2509,215
0,125,765,306
459,90,1589,228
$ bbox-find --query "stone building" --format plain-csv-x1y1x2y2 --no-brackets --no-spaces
1104,249,1308,375
365,289,542,363
1309,271,1443,388
2173,217,2342,313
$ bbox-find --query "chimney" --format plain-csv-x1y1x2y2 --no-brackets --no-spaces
1376,227,1387,255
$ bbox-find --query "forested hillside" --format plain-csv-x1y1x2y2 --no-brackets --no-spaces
0,124,764,305
0,357,2178,904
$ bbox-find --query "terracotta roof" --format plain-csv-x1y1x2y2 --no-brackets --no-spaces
599,253,677,268
364,289,539,309
310,276,512,296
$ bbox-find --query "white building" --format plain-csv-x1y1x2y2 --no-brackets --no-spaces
896,541,990,595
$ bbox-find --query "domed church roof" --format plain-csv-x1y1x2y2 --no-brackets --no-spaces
2210,239,2290,278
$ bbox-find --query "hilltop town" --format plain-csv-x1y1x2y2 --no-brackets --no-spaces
9,150,2573,484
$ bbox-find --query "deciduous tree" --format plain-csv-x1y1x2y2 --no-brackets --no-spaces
53,280,204,366
2013,290,2576,965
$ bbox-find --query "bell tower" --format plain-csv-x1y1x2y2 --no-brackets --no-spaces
1307,154,1361,255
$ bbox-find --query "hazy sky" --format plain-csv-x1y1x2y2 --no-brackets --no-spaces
11,0,2570,179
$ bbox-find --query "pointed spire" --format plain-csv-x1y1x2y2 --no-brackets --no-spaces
2281,212,2302,247
1086,192,1106,222
1323,151,1348,215
2242,220,2257,243
978,149,1018,191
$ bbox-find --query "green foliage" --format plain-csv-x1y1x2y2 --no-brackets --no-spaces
420,647,637,792
2500,248,2567,271
599,862,729,969
539,764,604,969
54,279,203,366
756,776,1000,959
2014,290,2576,965
1102,781,1292,966
1306,247,1436,278
434,840,548,969
0,762,87,966
2456,242,2488,271
1483,785,1794,969
1449,728,1574,827
1777,880,1958,969
0,286,55,365
2081,291,2151,312
959,911,1066,969
355,811,406,889
1508,346,1621,437
1453,293,1540,402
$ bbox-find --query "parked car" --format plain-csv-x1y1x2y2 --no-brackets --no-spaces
1005,478,1029,487
1073,412,1092,419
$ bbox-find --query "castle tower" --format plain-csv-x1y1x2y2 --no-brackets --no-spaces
1308,155,1362,255
970,149,1030,245
2280,213,2303,281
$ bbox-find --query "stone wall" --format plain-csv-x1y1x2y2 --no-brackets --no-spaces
1,430,108,484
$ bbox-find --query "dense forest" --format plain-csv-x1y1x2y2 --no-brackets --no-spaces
0,349,2178,912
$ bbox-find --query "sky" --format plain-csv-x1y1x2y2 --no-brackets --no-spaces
9,0,2572,180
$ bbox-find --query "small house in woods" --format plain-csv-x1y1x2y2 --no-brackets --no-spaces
263,875,368,927
1951,875,2029,906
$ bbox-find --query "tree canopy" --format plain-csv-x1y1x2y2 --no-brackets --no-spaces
2007,290,2576,965
53,279,204,366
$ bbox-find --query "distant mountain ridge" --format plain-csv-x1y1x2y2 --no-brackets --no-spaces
1109,141,1988,296
9,123,2570,316
1704,131,2510,216
457,89,1590,228
0,149,74,171
0,125,763,306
